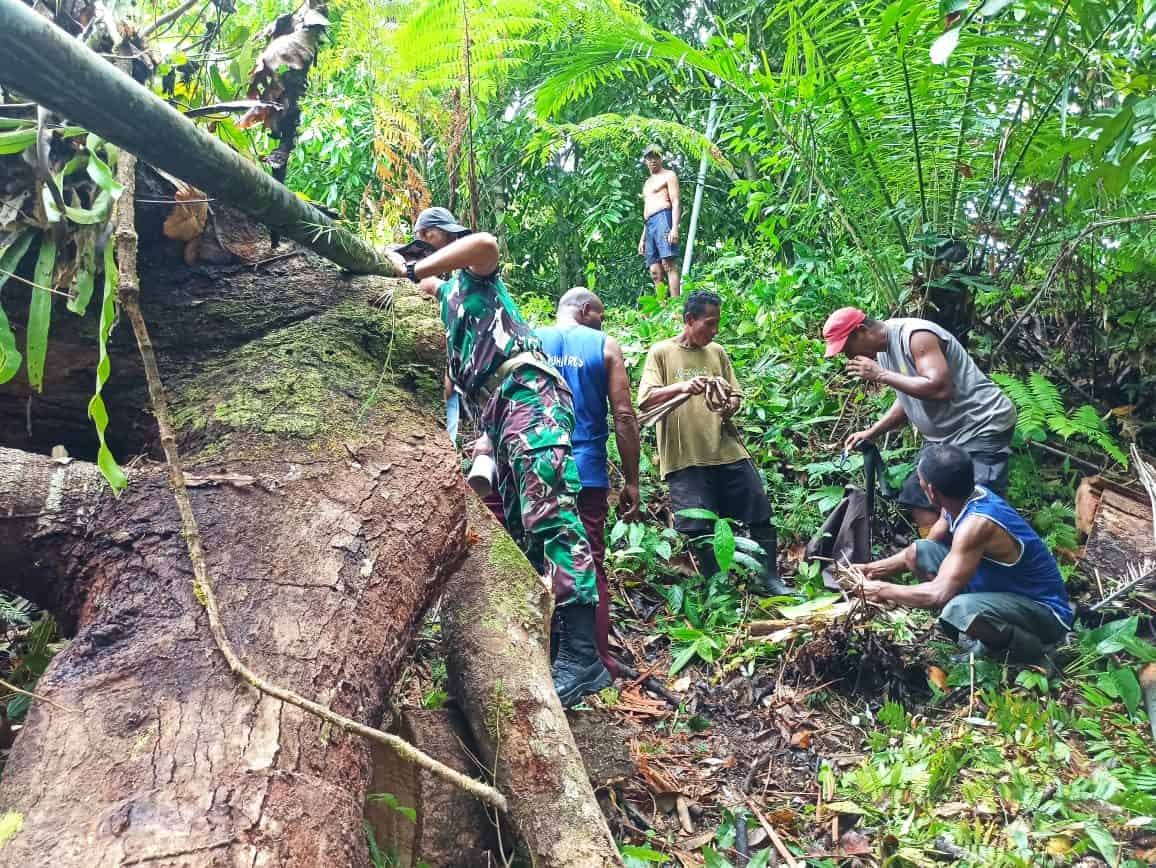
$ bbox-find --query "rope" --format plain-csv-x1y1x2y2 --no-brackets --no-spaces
638,376,735,428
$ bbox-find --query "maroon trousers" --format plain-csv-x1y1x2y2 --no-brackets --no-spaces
577,487,617,678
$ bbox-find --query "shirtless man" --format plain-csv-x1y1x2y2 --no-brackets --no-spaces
637,144,682,297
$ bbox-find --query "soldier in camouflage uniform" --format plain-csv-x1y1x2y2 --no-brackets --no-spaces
385,207,612,707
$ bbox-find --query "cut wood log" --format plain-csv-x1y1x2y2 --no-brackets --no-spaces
0,0,389,275
443,498,626,867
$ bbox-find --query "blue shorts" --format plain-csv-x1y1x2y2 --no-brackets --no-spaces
644,208,679,266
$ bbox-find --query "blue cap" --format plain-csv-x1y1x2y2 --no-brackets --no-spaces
414,207,470,237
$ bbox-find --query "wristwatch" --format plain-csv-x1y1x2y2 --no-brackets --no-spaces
405,261,419,283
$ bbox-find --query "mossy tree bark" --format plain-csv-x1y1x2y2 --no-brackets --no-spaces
0,208,464,863
0,191,618,866
444,499,626,868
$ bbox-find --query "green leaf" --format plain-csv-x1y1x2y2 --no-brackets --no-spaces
0,230,36,384
210,65,234,102
26,234,57,392
676,507,720,520
713,518,735,575
0,125,86,154
1111,667,1141,717
746,851,771,868
86,150,124,200
88,244,127,491
68,228,96,315
702,847,735,868
1084,821,1117,865
619,844,668,862
367,791,416,823
669,642,699,676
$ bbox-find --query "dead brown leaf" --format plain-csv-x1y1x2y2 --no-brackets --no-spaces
164,184,208,242
927,665,948,691
789,728,814,749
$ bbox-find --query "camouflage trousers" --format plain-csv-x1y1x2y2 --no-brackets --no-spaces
480,366,598,607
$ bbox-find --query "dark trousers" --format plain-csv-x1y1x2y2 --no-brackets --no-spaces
667,459,776,578
577,487,617,678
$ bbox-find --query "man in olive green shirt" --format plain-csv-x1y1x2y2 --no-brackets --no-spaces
638,291,786,594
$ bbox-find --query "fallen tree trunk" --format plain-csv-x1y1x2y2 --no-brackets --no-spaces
444,498,626,867
0,0,388,275
0,185,617,864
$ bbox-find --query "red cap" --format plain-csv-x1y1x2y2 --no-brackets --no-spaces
822,307,867,357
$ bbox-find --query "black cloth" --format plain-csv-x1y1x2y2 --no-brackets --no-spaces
805,487,870,590
898,438,1012,510
668,458,772,534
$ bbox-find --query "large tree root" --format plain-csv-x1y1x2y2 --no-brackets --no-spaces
444,498,626,867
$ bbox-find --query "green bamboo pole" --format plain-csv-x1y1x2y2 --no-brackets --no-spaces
0,0,390,275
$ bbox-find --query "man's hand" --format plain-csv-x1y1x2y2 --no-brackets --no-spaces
638,236,646,256
720,395,741,419
384,249,407,279
844,428,874,451
846,355,884,382
853,562,887,581
667,228,679,245
856,578,890,603
618,483,641,521
682,377,708,396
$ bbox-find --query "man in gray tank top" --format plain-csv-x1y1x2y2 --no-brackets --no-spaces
821,307,1017,530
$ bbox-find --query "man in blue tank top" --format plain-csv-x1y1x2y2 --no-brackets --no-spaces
854,444,1072,662
536,288,642,678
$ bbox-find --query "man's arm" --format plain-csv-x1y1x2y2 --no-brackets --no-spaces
847,330,955,401
862,519,989,609
638,224,647,256
845,398,908,450
859,515,949,579
666,172,681,244
639,378,706,410
604,336,641,519
387,233,501,296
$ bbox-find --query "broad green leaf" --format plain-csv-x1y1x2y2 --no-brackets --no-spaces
0,118,35,130
777,594,841,620
930,27,962,65
367,791,416,823
1084,822,1117,865
619,844,668,862
25,233,57,392
702,847,735,868
1110,667,1141,717
733,551,762,573
87,244,127,492
669,642,699,676
86,150,124,200
610,519,629,544
676,507,720,521
0,125,86,154
747,850,771,868
0,230,36,383
733,536,766,556
713,517,735,575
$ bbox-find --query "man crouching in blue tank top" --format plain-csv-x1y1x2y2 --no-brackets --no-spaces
854,444,1072,663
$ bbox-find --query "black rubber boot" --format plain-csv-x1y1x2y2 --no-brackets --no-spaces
748,522,793,596
551,602,612,707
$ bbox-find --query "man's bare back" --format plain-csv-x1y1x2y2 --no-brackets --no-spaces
643,169,677,218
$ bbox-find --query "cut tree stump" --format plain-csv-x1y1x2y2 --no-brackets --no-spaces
1079,478,1156,600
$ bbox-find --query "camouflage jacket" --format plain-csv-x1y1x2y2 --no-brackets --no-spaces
436,267,539,403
